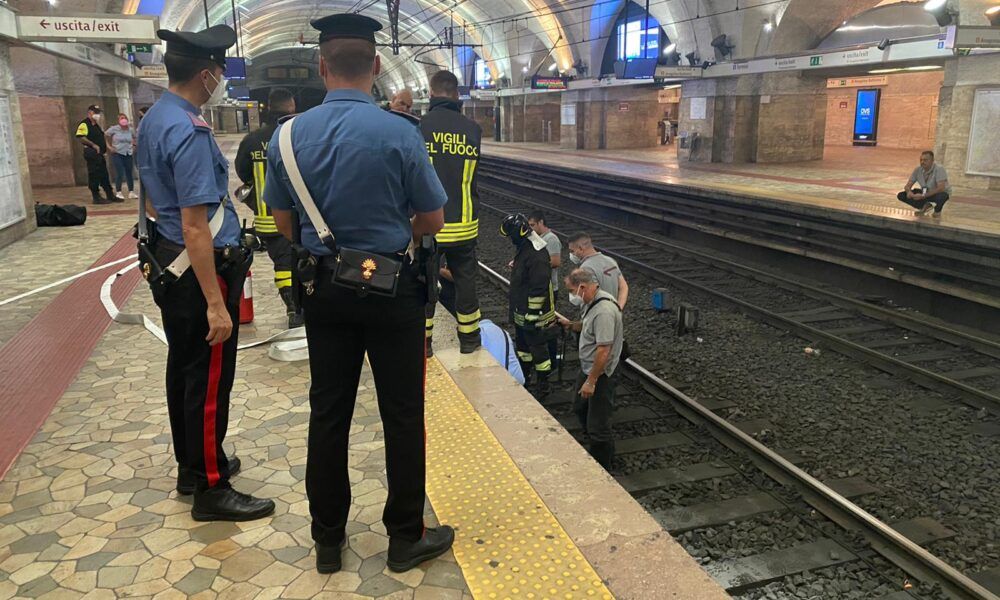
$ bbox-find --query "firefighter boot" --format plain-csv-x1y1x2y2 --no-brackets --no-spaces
532,371,551,400
458,332,481,354
279,288,304,329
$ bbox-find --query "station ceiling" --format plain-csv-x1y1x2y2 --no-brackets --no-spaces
9,0,953,92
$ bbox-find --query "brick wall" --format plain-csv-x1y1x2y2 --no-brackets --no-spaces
757,93,827,162
825,71,942,150
17,95,74,187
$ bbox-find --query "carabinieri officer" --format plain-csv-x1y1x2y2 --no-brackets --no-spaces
264,13,454,574
136,24,274,522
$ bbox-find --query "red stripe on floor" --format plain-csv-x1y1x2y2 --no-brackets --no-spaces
0,231,141,478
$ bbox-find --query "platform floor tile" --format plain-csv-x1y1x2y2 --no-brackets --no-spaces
425,358,613,600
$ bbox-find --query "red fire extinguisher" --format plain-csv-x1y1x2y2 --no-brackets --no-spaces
239,270,255,324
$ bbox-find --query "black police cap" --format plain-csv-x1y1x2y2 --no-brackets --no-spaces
157,25,237,68
311,13,383,44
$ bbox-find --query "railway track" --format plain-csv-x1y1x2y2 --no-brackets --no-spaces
474,261,997,600
478,194,1000,415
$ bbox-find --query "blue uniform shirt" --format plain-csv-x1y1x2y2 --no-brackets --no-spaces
264,89,447,256
136,91,240,247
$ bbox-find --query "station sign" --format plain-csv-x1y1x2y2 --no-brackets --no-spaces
17,14,159,44
654,65,702,79
945,25,1000,49
827,75,888,88
139,64,167,78
471,89,496,100
531,75,567,90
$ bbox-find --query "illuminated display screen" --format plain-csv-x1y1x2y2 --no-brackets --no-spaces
853,88,881,145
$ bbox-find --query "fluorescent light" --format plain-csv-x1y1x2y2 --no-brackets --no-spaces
868,68,902,73
548,63,558,71
924,0,947,11
663,43,677,54
763,21,773,32
521,66,528,73
905,65,942,71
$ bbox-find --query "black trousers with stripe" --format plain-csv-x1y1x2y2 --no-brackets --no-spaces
303,264,428,546
426,242,480,344
153,248,245,491
261,232,295,293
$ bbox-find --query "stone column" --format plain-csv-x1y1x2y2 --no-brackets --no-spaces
0,42,37,249
678,72,826,163
559,86,661,150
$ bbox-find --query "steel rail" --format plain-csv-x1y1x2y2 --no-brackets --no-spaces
476,259,999,600
478,198,1000,414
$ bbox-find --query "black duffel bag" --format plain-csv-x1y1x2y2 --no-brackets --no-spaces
35,204,87,227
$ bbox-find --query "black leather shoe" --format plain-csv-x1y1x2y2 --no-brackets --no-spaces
191,487,275,522
177,457,242,495
316,539,347,574
425,338,434,359
386,526,455,572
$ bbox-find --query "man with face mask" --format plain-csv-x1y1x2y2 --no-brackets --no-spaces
501,213,556,398
557,268,623,469
76,105,117,205
135,25,275,522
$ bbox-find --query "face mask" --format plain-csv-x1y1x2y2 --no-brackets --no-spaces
203,72,228,106
92,113,103,122
119,119,129,127
568,292,584,307
569,253,581,265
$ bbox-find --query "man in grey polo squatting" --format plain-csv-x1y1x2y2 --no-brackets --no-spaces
897,150,951,217
558,268,624,469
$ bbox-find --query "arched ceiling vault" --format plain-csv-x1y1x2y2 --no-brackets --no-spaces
9,0,953,91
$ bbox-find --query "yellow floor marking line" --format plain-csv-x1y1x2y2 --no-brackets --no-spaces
425,358,614,600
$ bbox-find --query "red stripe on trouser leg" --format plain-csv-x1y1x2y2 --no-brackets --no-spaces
203,275,228,487
422,327,428,539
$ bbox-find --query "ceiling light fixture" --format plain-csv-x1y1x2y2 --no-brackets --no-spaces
987,5,1000,26
763,20,773,32
663,43,677,55
548,63,558,71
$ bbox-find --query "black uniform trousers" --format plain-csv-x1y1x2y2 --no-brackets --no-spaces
573,371,617,444
153,247,245,491
84,148,114,202
426,242,480,344
897,191,950,214
303,263,427,546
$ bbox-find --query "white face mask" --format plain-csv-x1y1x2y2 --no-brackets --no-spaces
203,71,228,107
569,253,582,265
568,292,584,307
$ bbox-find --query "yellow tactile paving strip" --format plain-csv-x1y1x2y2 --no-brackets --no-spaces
424,358,614,600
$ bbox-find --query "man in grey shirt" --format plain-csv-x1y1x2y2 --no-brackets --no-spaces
897,150,951,217
568,232,629,310
558,268,624,469
528,211,561,290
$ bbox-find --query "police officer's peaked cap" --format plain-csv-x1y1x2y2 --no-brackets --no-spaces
311,13,383,44
157,25,237,68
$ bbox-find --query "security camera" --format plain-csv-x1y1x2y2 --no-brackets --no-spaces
685,51,699,66
711,34,735,58
877,38,890,50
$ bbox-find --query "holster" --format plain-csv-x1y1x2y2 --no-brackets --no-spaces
292,242,318,297
132,218,175,303
418,234,439,307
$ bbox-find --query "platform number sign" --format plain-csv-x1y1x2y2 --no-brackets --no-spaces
853,88,881,146
809,56,822,66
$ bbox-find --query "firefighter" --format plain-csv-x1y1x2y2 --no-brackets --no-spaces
421,70,482,356
501,213,555,398
235,88,303,328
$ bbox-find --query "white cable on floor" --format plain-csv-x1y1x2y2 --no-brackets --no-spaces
99,263,307,357
0,255,137,308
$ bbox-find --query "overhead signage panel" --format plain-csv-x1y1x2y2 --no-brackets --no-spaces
531,75,568,90
827,75,888,88
704,37,950,79
654,65,703,80
945,25,1000,49
17,13,159,44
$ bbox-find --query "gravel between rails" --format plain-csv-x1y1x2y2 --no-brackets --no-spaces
472,206,1000,595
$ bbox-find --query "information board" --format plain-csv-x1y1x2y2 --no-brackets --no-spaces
853,88,880,145
0,97,27,232
561,103,576,126
690,97,707,120
966,89,1000,177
